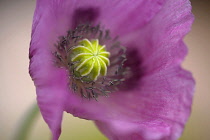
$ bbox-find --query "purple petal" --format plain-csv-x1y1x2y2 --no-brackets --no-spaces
121,0,194,73
94,66,195,140
29,0,73,139
95,120,171,140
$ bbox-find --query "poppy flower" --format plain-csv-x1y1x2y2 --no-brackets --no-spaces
29,0,195,140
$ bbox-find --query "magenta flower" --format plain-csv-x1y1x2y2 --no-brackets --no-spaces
29,0,195,140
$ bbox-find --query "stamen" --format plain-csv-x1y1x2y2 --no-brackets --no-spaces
54,24,129,99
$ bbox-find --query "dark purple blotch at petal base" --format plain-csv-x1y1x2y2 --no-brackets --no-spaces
72,7,100,28
29,0,195,140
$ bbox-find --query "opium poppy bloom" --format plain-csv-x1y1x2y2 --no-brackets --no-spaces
29,0,195,140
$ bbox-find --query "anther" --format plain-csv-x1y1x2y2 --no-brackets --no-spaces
54,24,129,99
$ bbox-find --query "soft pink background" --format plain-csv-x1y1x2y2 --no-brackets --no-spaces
0,0,209,139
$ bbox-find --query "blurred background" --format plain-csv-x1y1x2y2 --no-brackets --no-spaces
0,0,209,139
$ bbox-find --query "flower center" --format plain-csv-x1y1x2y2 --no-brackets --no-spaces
54,24,130,99
71,39,110,81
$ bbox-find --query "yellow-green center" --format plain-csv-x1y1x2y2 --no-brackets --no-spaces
71,39,110,81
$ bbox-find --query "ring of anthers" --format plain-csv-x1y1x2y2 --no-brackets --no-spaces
54,24,129,100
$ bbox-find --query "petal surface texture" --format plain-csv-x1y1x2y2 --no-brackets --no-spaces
29,0,194,140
